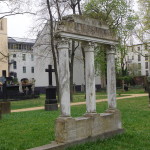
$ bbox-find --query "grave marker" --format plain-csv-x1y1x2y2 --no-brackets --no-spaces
0,70,11,114
45,65,58,111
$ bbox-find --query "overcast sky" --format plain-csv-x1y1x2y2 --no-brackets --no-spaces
7,14,35,39
6,0,139,40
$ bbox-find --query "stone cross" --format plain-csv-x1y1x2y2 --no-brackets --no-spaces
45,65,55,86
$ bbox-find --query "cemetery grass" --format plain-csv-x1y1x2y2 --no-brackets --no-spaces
11,94,128,110
0,96,150,150
11,95,45,110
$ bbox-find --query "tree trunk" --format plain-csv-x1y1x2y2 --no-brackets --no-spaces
46,0,60,102
70,40,76,102
81,47,86,99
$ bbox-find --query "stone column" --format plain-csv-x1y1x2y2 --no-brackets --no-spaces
57,38,70,117
84,42,96,113
107,45,117,109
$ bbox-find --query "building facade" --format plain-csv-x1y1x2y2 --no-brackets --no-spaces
33,23,101,91
0,18,8,77
127,42,150,76
8,37,35,82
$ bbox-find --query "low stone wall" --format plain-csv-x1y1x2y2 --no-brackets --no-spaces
55,109,122,143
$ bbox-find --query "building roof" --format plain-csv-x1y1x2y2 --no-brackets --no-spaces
8,37,35,44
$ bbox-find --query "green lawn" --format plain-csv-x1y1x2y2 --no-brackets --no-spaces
11,92,131,110
0,96,150,150
11,96,45,110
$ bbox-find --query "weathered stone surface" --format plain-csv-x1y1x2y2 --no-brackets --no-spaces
107,46,117,109
0,101,11,114
84,42,96,113
55,112,123,143
57,38,70,117
56,15,118,42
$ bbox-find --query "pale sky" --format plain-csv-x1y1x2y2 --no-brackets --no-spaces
7,14,36,39
6,0,139,40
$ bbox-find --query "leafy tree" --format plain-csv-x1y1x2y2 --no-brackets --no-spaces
84,0,138,90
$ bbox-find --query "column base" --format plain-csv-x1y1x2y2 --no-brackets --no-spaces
55,111,123,143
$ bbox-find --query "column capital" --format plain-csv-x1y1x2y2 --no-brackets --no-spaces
107,45,116,55
57,37,69,49
83,42,96,52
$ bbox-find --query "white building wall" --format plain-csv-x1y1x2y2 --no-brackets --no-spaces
33,24,101,88
33,23,56,87
127,43,150,76
9,50,35,82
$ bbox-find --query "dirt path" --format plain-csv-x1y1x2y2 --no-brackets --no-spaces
11,93,148,113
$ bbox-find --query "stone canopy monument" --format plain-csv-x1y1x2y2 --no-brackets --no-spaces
29,15,124,150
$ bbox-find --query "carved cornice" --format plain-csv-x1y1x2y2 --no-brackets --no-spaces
83,42,95,52
107,45,116,55
57,38,69,49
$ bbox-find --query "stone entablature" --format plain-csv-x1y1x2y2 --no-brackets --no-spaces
56,15,118,45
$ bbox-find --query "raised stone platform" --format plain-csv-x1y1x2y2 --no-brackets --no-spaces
28,129,124,150
45,104,58,111
28,110,124,150
0,101,11,114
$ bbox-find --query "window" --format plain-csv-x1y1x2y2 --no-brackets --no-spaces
13,54,16,58
31,54,34,61
138,55,141,61
13,61,17,69
131,47,134,52
31,67,34,73
138,63,141,69
145,54,148,61
19,44,21,49
23,66,26,73
22,54,26,61
146,70,149,76
22,44,27,50
13,44,17,49
145,62,148,69
138,71,141,76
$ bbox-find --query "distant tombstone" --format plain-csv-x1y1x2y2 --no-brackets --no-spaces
19,81,23,93
31,78,36,94
45,65,58,111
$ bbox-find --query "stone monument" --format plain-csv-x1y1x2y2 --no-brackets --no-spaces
45,65,58,111
0,70,11,114
28,15,124,150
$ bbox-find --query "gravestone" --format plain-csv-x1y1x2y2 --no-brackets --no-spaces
0,70,11,114
45,65,58,111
